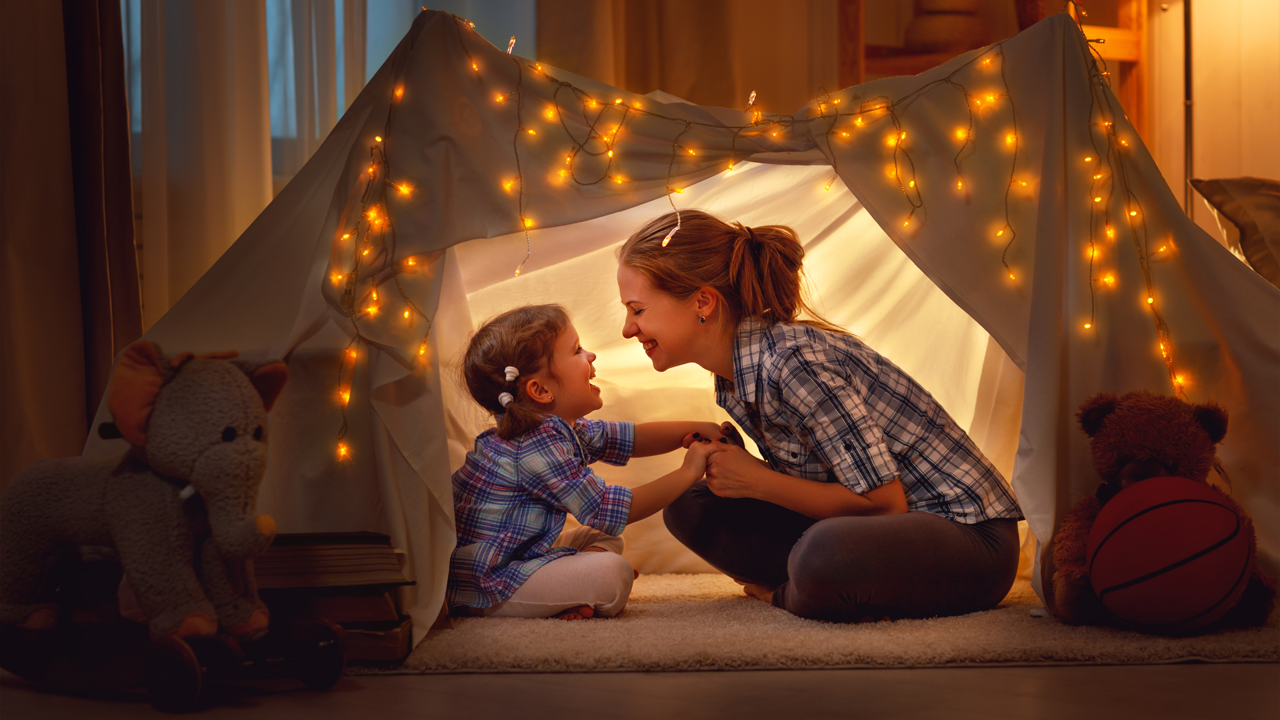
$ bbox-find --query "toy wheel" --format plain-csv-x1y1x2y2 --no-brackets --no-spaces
145,636,202,712
292,620,346,691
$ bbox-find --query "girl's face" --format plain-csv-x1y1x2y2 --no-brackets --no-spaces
542,321,603,421
617,264,705,373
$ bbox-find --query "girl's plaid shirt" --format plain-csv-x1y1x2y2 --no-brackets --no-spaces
448,416,634,610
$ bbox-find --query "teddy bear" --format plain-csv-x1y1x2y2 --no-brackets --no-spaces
0,339,288,641
1051,390,1275,629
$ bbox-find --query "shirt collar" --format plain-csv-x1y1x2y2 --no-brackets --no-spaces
715,316,773,406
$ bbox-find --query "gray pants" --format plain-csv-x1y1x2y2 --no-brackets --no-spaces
664,480,1020,622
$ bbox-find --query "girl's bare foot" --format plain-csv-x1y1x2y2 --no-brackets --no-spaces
554,605,595,620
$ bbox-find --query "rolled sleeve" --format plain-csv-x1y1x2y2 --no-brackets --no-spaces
775,350,901,494
574,419,634,466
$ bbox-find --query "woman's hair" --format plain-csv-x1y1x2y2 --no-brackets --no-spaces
617,210,846,334
461,304,569,441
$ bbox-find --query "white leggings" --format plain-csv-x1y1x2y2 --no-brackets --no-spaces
485,526,634,619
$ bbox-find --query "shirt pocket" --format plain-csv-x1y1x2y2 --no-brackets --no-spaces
769,437,826,480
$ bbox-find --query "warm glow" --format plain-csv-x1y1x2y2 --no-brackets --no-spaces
886,134,898,147
347,349,357,358
607,149,613,157
1103,273,1115,286
1105,225,1115,239
375,135,383,142
671,187,684,193
886,165,897,178
406,258,416,266
855,117,863,127
330,273,343,284
394,86,404,99
371,290,377,300
957,179,964,189
523,218,533,228
1084,323,1092,329
1147,296,1154,304
472,62,478,71
404,309,410,319
496,94,505,102
397,184,411,195
996,228,1004,237
1085,156,1094,162
1005,132,1016,146
341,233,350,240
341,391,350,404
1129,210,1138,216
337,442,349,459
545,108,556,120
955,128,967,140
614,176,624,183
503,180,514,191
1094,197,1102,203
840,131,849,137
908,180,915,187
985,94,995,103
526,129,536,135
688,149,696,155
362,248,369,256
366,305,378,314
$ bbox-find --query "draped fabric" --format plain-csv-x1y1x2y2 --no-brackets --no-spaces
1,0,141,489
84,11,1279,641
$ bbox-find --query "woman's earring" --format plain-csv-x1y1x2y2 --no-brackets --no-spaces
699,316,706,325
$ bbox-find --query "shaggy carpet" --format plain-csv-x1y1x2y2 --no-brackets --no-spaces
384,574,1279,674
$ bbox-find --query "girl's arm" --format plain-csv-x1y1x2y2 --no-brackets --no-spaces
631,421,728,457
704,445,908,519
626,440,723,523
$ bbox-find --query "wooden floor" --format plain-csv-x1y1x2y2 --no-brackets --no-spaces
3,664,1278,719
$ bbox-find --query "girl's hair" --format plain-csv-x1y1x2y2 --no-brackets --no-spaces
617,210,846,334
462,304,569,441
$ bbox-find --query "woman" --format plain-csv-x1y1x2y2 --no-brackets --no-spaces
616,210,1022,622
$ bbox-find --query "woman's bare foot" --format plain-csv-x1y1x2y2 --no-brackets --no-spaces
554,605,595,620
736,581,776,605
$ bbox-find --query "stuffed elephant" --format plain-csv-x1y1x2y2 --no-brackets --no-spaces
0,340,288,640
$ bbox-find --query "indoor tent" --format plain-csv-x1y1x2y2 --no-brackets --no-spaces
85,10,1279,644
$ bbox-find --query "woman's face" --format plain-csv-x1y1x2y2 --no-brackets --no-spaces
617,264,704,372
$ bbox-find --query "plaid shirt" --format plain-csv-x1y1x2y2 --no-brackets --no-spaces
715,318,1022,524
448,416,634,610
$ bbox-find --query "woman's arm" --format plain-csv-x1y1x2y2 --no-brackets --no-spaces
631,421,727,457
705,445,908,520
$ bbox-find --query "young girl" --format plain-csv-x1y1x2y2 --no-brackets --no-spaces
449,304,729,620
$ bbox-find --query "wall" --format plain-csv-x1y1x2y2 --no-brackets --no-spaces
1148,0,1280,237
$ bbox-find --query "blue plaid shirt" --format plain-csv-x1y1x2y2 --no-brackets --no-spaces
448,416,635,610
715,318,1021,524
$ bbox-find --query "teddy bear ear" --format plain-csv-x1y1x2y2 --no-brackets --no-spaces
1192,403,1228,445
107,340,167,446
248,363,289,412
1077,393,1117,437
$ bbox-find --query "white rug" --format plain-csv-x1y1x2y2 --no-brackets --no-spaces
389,574,1279,673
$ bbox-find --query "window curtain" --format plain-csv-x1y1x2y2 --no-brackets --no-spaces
536,0,838,116
138,0,274,327
0,0,141,489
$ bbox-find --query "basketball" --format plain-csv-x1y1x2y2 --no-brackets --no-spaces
1087,476,1252,635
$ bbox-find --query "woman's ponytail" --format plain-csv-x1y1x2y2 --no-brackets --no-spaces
619,210,845,334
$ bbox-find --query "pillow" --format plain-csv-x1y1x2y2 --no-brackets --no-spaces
1190,177,1280,290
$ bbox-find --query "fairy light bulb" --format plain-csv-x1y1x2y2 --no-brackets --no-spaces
337,442,349,459
1129,210,1138,217
397,184,411,195
1147,296,1154,304
1103,273,1115,286
523,218,533,228
330,273,343,284
1085,156,1094,162
1105,225,1115,239
545,108,556,120
607,149,613,158
347,349,357,359
996,227,1005,237
1094,197,1102,203
472,61,478,71
341,233,350,240
955,128,967,140
371,290,377,300
526,129,536,135
1005,132,1016,147
496,94,505,102
886,134,898,147
957,179,964,190
375,135,383,142
855,117,863,127
404,309,411,319
503,180,514,191
341,391,350,404
1084,322,1092,329
406,258,416,266
908,180,915,188
394,86,404,100
506,36,516,53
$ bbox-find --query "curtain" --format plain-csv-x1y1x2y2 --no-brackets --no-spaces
536,0,838,115
0,0,141,490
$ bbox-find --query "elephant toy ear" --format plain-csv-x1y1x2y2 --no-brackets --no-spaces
249,363,289,412
1077,393,1117,437
108,340,167,445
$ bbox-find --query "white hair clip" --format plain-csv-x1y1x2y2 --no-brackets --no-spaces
504,366,520,382
498,392,515,408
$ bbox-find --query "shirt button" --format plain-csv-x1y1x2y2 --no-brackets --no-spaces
790,452,798,458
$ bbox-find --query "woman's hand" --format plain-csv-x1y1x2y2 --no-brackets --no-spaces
680,438,728,479
680,422,736,449
705,444,767,498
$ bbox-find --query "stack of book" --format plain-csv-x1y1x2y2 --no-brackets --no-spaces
255,532,415,663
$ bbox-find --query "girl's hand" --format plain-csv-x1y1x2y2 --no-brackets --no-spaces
680,438,728,479
705,444,765,498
